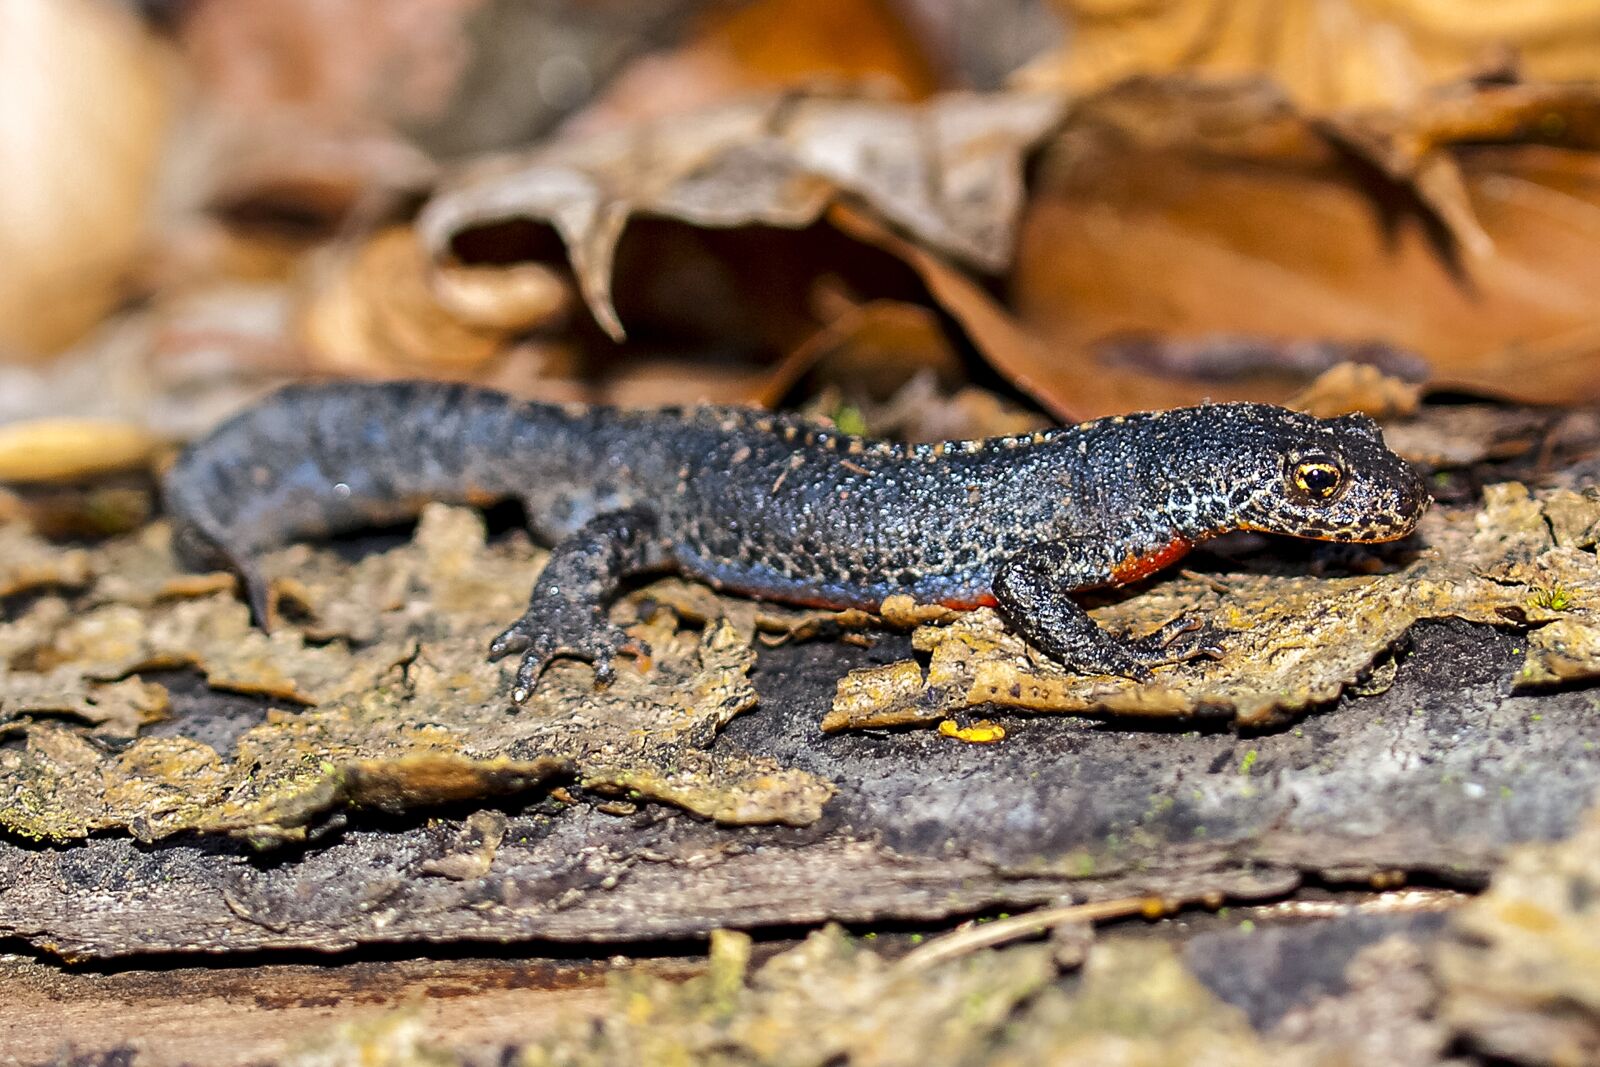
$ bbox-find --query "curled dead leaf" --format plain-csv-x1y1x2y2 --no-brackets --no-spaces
0,0,172,355
297,226,511,377
429,255,570,331
418,90,1064,340
1010,79,1600,415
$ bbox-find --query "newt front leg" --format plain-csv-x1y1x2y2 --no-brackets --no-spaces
993,539,1226,681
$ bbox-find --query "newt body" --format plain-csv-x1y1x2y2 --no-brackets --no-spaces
165,381,1428,701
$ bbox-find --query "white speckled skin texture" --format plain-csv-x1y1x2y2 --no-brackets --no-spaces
165,382,1429,696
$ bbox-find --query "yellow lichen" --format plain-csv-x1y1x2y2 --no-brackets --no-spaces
938,718,1007,744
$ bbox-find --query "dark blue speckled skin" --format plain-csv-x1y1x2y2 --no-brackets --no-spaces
165,381,1429,700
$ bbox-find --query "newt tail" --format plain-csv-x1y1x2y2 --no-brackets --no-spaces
165,381,1429,699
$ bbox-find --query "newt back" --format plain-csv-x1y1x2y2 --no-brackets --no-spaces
165,381,1428,699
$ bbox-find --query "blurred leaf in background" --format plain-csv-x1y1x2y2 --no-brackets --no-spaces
6,0,1600,460
1018,0,1600,111
0,0,173,358
1009,78,1600,416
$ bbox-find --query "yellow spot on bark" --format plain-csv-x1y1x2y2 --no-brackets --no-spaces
938,719,1006,744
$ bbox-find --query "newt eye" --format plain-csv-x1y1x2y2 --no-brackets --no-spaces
1292,459,1343,500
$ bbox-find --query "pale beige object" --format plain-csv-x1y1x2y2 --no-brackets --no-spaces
1438,806,1600,1063
1021,0,1600,111
429,257,570,330
297,227,507,375
1288,361,1423,420
0,417,158,482
0,0,173,356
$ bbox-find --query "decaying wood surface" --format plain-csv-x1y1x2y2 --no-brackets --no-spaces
0,401,1596,1064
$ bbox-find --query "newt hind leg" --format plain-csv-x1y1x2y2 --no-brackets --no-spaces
488,507,666,702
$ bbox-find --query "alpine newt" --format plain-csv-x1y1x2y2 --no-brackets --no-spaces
164,381,1429,701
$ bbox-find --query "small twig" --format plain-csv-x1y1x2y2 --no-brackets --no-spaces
894,895,1165,972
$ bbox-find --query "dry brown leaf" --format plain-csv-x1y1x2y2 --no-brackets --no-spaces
827,201,1080,420
756,298,964,409
1010,80,1600,416
297,226,521,377
510,355,786,410
417,90,1064,341
1019,0,1600,113
1287,362,1423,420
0,419,161,483
429,254,570,331
576,0,938,131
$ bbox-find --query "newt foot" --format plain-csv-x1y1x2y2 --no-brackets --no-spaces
1115,617,1228,682
488,614,652,703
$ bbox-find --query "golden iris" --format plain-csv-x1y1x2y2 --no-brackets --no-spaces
1294,461,1343,499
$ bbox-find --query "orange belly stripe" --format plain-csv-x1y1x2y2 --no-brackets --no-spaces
1109,537,1193,584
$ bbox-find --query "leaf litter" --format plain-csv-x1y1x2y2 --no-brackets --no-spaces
7,4,1600,1057
416,90,1065,342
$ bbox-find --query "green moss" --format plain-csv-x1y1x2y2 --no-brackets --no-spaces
1528,584,1575,612
832,405,869,437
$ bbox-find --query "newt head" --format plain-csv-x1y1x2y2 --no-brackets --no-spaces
1221,407,1430,543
